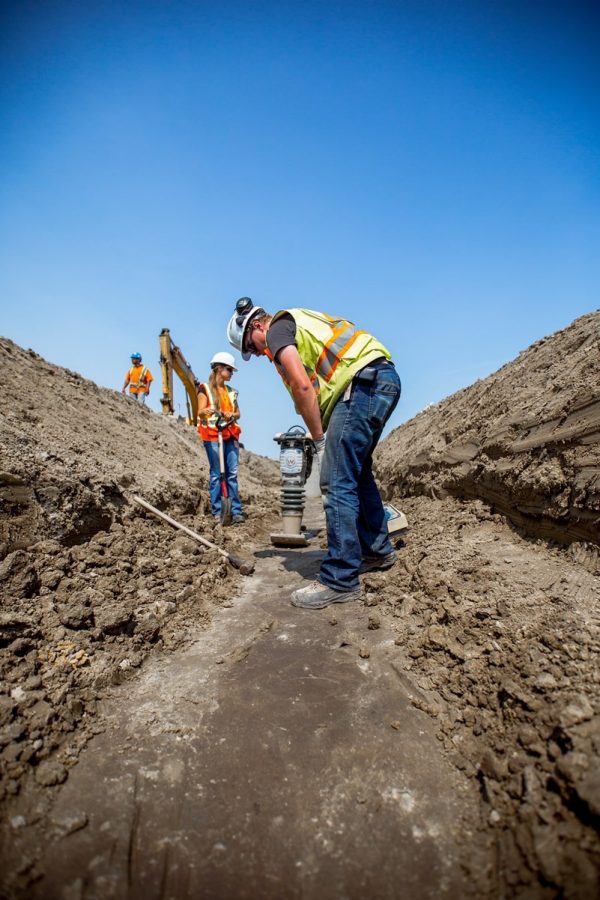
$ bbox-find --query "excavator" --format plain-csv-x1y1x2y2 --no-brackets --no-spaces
158,328,199,425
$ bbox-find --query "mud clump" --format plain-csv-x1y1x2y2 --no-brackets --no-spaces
0,336,279,813
374,311,600,897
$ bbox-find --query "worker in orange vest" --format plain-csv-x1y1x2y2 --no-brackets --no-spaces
122,352,153,404
197,352,245,524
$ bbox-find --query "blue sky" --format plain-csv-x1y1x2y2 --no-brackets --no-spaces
1,0,598,457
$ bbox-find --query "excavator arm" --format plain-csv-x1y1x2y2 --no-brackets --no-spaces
159,328,199,425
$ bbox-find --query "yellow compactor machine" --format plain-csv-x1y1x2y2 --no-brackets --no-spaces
159,328,199,425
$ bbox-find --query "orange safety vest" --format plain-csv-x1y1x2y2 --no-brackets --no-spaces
197,382,241,442
127,365,152,394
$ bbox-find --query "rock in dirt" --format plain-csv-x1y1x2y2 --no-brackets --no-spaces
35,761,68,787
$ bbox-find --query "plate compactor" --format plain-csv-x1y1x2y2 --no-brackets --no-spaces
270,426,315,548
269,425,408,548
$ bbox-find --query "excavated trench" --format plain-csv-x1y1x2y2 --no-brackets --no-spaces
1,313,600,898
1,502,486,900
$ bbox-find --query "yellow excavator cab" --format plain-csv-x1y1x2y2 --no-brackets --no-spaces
159,328,199,425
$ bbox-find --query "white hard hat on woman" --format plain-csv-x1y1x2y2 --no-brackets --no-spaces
210,351,238,371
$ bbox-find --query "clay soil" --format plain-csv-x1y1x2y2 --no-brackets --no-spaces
0,311,599,899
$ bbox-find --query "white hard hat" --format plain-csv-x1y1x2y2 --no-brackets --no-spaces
227,297,265,361
210,351,237,371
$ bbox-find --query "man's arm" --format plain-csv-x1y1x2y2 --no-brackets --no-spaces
277,345,323,440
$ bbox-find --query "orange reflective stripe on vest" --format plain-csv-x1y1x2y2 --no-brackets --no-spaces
313,321,367,383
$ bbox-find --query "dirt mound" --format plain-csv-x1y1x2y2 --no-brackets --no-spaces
371,312,600,897
0,337,279,807
377,310,600,559
0,338,278,552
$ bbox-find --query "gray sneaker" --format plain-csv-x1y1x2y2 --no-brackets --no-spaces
358,551,397,575
291,581,363,610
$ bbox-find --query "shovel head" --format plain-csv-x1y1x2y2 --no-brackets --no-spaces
220,496,233,526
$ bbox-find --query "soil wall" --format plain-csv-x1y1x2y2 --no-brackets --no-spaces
373,311,600,897
376,310,600,558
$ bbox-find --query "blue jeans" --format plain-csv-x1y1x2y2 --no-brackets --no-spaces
203,438,243,517
319,360,401,592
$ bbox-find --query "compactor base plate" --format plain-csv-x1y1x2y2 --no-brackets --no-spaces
270,532,309,548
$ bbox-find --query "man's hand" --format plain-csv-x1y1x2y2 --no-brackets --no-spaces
312,436,326,473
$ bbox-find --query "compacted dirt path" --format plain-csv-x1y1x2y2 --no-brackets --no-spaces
5,503,485,899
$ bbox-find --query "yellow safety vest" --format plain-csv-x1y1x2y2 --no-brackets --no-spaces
270,308,391,429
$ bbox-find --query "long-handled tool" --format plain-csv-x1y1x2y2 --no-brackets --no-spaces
133,495,255,575
215,415,233,526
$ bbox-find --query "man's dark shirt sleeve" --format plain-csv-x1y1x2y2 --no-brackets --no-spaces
266,314,297,363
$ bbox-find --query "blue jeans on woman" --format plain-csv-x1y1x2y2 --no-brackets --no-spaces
203,438,243,517
319,359,401,592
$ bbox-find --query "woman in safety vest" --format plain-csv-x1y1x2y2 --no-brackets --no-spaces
197,352,245,524
227,298,401,608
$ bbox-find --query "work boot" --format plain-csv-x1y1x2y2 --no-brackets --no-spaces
358,550,397,575
232,514,246,524
291,580,363,610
